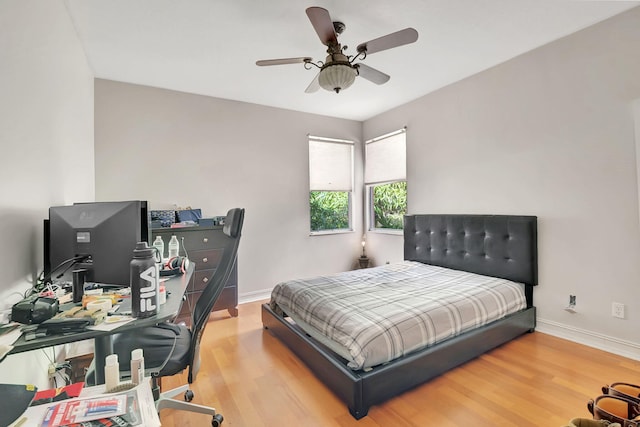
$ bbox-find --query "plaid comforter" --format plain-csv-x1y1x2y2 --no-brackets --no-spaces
270,261,526,370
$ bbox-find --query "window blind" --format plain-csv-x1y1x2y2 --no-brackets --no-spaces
365,129,406,185
309,137,354,191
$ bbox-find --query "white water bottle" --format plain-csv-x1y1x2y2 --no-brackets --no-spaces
105,354,120,392
168,235,179,258
130,348,145,385
152,236,165,261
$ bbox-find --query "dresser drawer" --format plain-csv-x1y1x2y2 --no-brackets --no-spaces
190,249,222,271
192,269,215,292
179,229,225,252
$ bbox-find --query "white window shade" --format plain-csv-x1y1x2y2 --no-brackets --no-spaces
365,131,406,184
309,139,353,191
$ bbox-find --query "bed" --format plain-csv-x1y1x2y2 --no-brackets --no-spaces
262,214,537,419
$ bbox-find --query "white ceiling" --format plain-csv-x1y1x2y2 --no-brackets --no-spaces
64,0,639,121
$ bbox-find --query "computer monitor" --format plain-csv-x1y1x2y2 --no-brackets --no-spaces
46,200,149,286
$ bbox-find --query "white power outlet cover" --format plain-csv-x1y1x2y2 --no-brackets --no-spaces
612,302,625,319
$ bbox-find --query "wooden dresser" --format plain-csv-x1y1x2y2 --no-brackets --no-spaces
152,225,238,324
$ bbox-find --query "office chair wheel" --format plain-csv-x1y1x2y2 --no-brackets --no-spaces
211,413,224,426
184,389,194,402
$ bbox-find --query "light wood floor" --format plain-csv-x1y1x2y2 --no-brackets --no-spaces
159,301,640,426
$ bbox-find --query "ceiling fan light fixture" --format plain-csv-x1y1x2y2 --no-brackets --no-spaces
256,7,419,94
318,63,357,93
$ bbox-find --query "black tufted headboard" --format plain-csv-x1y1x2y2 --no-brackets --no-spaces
404,215,538,292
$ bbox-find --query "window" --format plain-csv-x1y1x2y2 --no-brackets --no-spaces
365,129,407,231
309,136,354,233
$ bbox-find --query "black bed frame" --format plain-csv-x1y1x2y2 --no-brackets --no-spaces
262,214,538,419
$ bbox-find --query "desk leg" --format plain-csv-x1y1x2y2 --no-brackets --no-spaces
93,336,113,385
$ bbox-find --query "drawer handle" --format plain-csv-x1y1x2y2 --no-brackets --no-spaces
203,237,209,243
202,277,209,283
202,257,208,263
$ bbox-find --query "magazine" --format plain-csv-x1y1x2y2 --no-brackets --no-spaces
39,381,159,427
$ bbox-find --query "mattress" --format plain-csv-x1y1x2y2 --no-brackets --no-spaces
270,261,527,370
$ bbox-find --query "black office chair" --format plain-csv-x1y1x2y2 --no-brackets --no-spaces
107,207,244,426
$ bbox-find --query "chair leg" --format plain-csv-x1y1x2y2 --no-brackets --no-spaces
158,383,189,400
155,384,219,418
156,394,218,416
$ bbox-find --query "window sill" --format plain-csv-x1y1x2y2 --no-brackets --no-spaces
368,228,403,236
310,229,354,236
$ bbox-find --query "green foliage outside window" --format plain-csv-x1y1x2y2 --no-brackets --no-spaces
310,191,350,231
372,181,407,230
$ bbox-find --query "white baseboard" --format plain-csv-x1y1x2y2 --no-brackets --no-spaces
238,288,272,305
536,317,640,361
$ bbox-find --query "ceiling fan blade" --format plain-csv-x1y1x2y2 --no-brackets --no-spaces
305,73,320,93
256,57,312,66
356,28,418,55
356,63,390,85
306,7,337,46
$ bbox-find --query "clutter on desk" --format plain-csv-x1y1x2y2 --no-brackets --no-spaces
86,299,111,313
102,315,132,325
23,318,90,339
81,291,125,309
55,306,106,326
11,295,59,324
22,303,113,340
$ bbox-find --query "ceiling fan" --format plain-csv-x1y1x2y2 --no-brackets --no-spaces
256,7,418,94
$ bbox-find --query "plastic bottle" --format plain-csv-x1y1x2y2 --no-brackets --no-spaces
168,235,180,258
130,348,145,385
105,354,120,392
152,236,165,261
130,241,159,318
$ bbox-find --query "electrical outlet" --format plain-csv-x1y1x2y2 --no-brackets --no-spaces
612,302,625,319
565,295,577,313
48,363,56,378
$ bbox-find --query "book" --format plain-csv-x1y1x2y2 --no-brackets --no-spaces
39,381,159,427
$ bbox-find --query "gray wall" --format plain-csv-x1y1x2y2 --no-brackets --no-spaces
0,0,94,386
365,7,640,357
94,80,364,300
